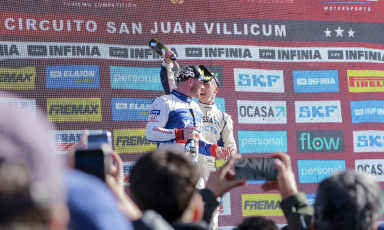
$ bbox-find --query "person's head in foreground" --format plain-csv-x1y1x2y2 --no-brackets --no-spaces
129,149,203,223
0,93,67,230
236,216,279,230
313,169,382,230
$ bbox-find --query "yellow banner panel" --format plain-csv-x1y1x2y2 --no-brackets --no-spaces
348,70,384,92
0,67,35,90
242,194,283,217
114,129,157,154
47,98,101,122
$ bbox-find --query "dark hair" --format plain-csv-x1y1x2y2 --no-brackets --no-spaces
314,170,382,230
236,216,279,230
176,65,201,83
176,65,216,84
130,149,200,222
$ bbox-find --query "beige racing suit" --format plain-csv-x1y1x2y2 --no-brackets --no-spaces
197,101,237,184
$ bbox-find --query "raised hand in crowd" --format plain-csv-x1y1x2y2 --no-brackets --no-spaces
260,152,298,199
106,151,142,221
205,154,246,198
261,152,311,230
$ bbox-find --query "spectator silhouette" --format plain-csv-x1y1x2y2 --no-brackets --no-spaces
262,152,383,230
0,94,68,230
236,216,279,230
129,149,245,229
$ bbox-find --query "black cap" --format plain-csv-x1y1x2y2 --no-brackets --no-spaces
210,73,220,88
176,65,219,87
198,65,220,88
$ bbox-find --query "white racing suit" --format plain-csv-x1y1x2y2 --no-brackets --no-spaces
197,102,237,183
160,61,237,230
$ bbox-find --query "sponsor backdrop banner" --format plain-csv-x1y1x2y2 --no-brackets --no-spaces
2,0,384,226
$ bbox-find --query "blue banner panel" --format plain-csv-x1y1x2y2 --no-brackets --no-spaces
110,66,162,91
351,100,384,123
46,65,100,89
298,160,346,184
293,70,339,93
238,130,287,154
112,98,152,121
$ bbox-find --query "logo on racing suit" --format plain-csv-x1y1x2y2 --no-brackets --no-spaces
150,110,160,115
202,115,220,134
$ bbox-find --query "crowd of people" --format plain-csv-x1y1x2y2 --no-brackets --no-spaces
1,52,384,230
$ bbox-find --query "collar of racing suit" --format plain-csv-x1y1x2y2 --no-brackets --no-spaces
171,89,193,103
197,101,216,110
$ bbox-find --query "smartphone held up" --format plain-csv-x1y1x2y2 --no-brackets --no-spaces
234,157,278,181
74,131,113,182
87,131,113,149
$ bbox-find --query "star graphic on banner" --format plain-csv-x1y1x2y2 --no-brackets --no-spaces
347,28,355,37
335,26,344,37
324,28,332,37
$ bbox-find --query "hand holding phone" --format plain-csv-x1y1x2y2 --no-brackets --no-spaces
74,143,111,181
260,152,299,199
234,157,278,181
